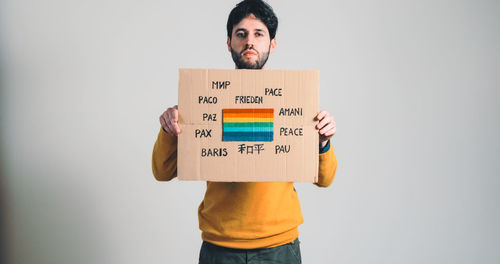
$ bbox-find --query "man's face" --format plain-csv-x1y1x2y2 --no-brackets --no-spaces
227,14,277,69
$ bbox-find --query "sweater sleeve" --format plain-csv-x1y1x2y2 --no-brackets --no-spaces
315,140,338,187
152,128,178,181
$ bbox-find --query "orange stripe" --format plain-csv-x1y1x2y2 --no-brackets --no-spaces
223,117,273,123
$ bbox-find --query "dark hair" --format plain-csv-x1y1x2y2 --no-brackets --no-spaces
226,0,278,39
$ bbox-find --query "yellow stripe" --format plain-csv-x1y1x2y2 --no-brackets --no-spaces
223,117,274,123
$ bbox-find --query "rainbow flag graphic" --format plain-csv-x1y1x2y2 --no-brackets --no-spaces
222,108,274,141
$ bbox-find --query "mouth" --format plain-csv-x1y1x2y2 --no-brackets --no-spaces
242,50,257,57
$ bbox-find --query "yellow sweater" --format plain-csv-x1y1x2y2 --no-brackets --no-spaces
152,128,337,249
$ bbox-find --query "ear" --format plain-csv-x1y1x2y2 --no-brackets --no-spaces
227,37,231,53
269,38,277,54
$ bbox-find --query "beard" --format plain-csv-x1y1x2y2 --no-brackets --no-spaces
231,46,271,69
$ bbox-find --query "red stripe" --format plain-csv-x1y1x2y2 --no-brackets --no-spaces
223,108,273,114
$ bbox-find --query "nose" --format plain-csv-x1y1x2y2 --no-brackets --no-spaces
245,34,255,48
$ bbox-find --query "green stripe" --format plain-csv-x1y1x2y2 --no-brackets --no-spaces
223,126,273,132
223,122,273,127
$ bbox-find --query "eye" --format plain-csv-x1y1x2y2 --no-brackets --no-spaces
236,32,246,38
256,32,264,37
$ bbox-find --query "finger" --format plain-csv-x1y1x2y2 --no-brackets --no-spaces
325,127,336,137
161,114,173,135
166,109,174,124
164,113,177,135
319,123,334,135
316,110,327,121
167,109,180,134
160,115,168,131
172,108,178,123
316,115,331,130
170,120,181,134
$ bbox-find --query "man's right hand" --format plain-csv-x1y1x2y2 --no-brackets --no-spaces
159,105,181,136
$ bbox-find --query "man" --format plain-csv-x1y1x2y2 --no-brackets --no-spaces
152,0,337,263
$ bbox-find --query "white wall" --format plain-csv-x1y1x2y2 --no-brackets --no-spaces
1,0,499,263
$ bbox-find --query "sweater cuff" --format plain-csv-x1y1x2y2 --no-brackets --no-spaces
319,140,331,154
159,127,178,145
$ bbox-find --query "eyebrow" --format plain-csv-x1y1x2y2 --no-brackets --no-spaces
234,28,267,33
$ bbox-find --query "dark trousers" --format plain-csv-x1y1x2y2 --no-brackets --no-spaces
198,238,302,264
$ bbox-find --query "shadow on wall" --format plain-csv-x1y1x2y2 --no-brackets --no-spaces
1,59,7,264
2,164,109,264
1,157,6,264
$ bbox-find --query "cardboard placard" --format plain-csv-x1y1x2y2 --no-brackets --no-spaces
177,69,319,182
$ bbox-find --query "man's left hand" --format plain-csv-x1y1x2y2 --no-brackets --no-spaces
316,110,336,148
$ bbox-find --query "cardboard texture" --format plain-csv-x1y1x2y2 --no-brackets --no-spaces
177,69,319,182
